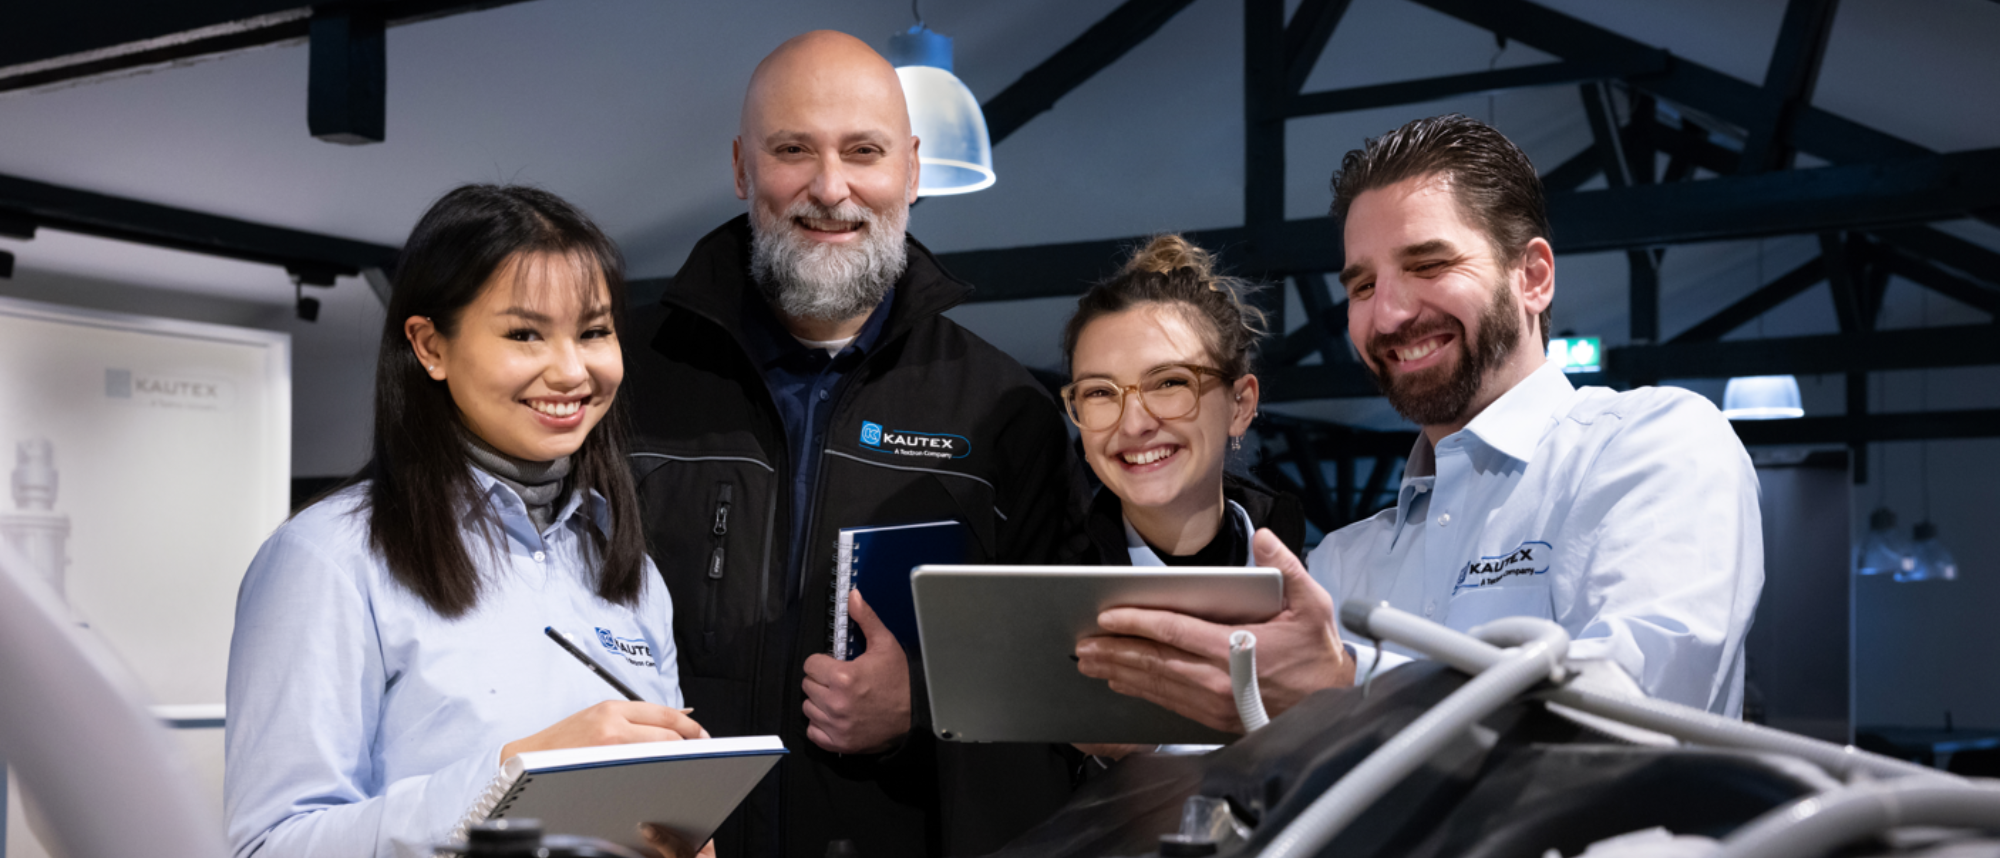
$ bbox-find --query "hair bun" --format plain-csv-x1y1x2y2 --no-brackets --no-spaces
1123,234,1217,280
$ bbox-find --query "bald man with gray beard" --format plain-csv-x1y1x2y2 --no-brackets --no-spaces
622,31,1088,858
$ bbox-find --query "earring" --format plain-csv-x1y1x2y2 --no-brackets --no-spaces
1230,435,1242,451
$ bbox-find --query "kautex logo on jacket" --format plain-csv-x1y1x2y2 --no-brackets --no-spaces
860,420,970,459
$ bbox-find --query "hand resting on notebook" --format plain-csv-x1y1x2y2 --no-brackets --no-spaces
500,700,709,764
802,589,912,753
1075,529,1356,733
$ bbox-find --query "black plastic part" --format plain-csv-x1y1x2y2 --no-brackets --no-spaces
463,818,543,857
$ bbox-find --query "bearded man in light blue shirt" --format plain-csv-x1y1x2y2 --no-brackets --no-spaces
1079,114,1762,725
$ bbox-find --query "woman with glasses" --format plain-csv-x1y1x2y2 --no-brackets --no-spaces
1059,235,1305,569
225,185,709,858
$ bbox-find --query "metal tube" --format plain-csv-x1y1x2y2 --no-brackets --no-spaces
1712,779,2000,858
1255,618,1570,858
1343,601,1942,784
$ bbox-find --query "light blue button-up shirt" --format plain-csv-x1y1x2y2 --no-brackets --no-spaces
1309,362,1763,715
225,471,684,858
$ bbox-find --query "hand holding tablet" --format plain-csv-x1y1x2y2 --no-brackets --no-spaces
1077,529,1357,734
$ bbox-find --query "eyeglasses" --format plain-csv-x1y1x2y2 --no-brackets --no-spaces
1060,364,1231,432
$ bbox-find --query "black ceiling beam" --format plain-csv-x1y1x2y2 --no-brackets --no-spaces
1288,54,1665,119
1539,143,1608,194
0,1,539,96
1872,226,2000,286
1871,245,2000,317
1668,255,1825,343
1821,232,1869,332
1281,0,1356,96
1738,0,1841,173
944,147,2000,302
1260,322,2000,400
307,4,385,144
1409,0,1928,165
1260,361,1381,401
979,0,1200,146
1550,147,2000,253
1732,409,2000,446
1245,0,1287,227
1608,323,2000,380
0,171,400,277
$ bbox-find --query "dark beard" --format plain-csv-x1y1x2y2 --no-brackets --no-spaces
1366,280,1523,427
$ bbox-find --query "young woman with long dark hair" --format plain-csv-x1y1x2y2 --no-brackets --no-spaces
225,185,704,858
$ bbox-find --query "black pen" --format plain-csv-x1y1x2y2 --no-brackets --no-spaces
544,626,644,702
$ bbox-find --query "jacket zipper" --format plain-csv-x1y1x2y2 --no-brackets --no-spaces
702,482,733,653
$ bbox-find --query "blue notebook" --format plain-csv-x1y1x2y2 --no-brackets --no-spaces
830,520,968,660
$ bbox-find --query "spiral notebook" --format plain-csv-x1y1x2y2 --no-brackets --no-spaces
829,520,967,660
449,735,785,849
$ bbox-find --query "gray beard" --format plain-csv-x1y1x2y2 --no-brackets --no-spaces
748,197,908,322
1367,277,1523,428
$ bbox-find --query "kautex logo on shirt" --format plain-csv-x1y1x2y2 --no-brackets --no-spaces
1453,541,1552,593
595,626,656,667
859,420,970,459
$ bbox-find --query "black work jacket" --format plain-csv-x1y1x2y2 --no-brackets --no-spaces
1077,473,1309,565
623,216,1087,858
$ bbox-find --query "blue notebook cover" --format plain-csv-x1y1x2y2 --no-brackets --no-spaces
831,520,968,660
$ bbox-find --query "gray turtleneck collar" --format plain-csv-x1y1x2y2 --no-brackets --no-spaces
464,436,573,534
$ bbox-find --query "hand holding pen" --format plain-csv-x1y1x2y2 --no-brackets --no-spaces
497,628,709,764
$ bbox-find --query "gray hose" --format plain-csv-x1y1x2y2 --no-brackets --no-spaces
1339,601,1942,784
1254,617,1570,858
1229,630,1271,732
1711,778,2000,858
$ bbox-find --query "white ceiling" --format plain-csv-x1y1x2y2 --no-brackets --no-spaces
2,0,1998,428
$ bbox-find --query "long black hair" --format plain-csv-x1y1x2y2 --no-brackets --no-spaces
360,184,645,617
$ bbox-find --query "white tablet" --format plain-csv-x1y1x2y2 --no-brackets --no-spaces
911,564,1284,745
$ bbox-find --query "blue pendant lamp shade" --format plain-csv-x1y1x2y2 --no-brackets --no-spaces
887,26,995,196
1855,508,1917,577
1721,375,1804,420
1906,521,1959,582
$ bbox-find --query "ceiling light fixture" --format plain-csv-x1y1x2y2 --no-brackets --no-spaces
886,3,994,196
1721,375,1804,420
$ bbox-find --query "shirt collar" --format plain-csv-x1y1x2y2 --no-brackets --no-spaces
1391,361,1573,532
467,465,609,534
739,286,897,371
1454,360,1575,465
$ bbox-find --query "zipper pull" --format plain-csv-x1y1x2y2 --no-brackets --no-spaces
708,546,727,580
712,484,734,536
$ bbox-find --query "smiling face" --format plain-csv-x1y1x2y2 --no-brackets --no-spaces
1069,303,1257,525
735,31,918,323
407,252,622,462
1340,173,1552,438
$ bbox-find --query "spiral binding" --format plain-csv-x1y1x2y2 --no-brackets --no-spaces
449,758,530,844
829,537,856,660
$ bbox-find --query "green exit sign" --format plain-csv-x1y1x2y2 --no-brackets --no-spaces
1547,337,1601,373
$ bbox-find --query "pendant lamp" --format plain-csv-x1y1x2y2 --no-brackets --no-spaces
1904,521,1959,582
1854,508,1916,577
887,24,995,196
1721,375,1804,420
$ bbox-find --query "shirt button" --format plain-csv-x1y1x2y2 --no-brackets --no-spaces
1438,513,1452,526
1424,600,1438,617
532,551,546,563
817,389,830,401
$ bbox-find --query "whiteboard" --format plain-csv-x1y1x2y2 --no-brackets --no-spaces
0,295,289,857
